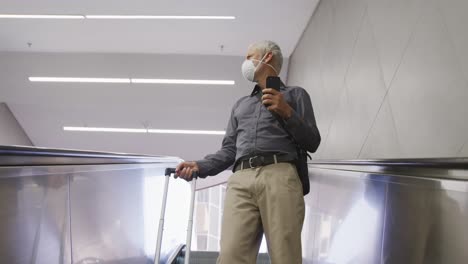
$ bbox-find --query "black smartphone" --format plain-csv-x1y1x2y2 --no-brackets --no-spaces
266,76,281,91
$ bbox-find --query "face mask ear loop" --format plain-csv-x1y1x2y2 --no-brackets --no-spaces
255,52,279,76
253,52,269,76
266,64,279,75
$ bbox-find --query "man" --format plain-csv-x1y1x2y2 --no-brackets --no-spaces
176,40,321,264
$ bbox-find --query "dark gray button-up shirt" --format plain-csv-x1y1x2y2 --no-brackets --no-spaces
196,84,321,177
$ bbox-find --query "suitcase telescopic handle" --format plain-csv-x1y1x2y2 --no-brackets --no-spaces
166,167,199,180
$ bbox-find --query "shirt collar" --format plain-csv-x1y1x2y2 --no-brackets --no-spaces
250,85,262,96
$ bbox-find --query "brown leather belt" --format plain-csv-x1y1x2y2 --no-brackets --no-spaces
234,153,295,171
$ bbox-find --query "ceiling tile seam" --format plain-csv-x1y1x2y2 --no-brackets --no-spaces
366,0,427,92
383,0,428,94
4,102,35,146
314,60,349,158
364,6,394,92
356,10,396,159
385,98,404,158
433,0,468,157
342,4,368,91
289,0,321,58
287,1,323,82
368,1,429,159
456,136,468,156
354,92,388,158
338,4,369,159
356,84,403,159
316,1,366,160
365,9,387,93
434,0,468,98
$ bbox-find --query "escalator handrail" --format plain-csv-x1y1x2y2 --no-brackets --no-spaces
309,157,468,181
309,157,468,169
0,145,181,166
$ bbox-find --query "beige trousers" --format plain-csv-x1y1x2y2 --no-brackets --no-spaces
217,162,305,264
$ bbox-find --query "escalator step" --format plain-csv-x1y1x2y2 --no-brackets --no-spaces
187,251,270,264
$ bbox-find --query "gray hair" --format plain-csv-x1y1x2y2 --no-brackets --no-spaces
249,40,283,74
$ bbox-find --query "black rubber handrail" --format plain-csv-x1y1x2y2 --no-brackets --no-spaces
309,158,468,169
0,145,180,166
1,145,160,159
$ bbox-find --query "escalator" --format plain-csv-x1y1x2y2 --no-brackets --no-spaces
1,145,467,263
172,158,468,264
0,145,184,264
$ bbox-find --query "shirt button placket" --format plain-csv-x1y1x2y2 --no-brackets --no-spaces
253,103,261,152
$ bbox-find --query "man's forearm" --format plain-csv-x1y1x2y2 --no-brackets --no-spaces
196,148,236,177
285,109,321,152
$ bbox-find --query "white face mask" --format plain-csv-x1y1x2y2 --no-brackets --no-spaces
241,53,278,82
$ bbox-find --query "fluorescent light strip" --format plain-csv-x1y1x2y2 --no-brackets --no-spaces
148,129,225,135
0,14,234,20
86,15,235,20
64,126,225,135
64,127,146,133
0,14,84,19
132,79,235,85
29,77,235,85
29,77,130,83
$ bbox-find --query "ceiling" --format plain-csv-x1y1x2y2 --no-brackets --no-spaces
0,0,319,162
0,0,319,56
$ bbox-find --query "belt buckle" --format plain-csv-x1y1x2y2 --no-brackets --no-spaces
248,156,258,169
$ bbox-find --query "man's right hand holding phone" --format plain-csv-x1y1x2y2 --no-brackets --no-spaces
261,88,293,119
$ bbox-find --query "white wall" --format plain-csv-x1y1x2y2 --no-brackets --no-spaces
287,0,468,159
0,103,32,146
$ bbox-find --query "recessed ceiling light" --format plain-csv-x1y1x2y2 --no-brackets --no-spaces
64,127,147,133
0,14,85,19
29,77,235,85
64,126,226,135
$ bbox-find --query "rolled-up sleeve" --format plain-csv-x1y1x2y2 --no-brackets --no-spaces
196,104,238,177
284,87,321,153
